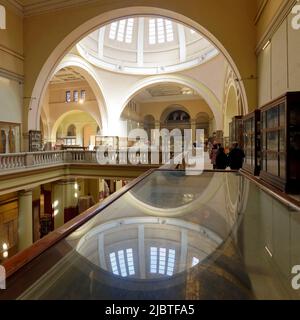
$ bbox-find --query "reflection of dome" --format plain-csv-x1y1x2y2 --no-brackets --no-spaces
77,17,219,75
76,217,222,279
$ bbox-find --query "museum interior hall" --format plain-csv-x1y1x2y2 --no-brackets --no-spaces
0,0,299,300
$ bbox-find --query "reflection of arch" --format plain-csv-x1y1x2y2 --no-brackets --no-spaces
30,54,108,132
28,7,249,134
75,216,223,279
67,124,76,137
121,75,223,130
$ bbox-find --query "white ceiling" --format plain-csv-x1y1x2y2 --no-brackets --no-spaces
50,67,85,84
134,83,201,103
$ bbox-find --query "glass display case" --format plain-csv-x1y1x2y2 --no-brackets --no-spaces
242,110,261,175
229,116,243,148
0,122,21,153
260,92,300,193
0,169,299,300
29,130,42,152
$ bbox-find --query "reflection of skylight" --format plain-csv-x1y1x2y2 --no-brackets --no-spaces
148,19,174,45
109,248,136,277
190,29,196,34
110,252,119,275
126,248,135,275
150,247,176,276
150,247,157,273
118,250,127,277
109,19,134,43
159,248,166,274
166,249,175,276
192,257,200,267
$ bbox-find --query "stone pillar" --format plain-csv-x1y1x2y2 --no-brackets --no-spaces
18,189,33,251
191,119,196,142
155,120,160,130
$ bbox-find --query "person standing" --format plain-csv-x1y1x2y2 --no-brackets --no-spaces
228,143,245,170
216,147,228,169
210,142,218,169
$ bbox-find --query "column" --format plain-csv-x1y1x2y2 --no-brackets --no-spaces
191,119,196,142
155,120,160,130
18,189,33,251
5,130,9,153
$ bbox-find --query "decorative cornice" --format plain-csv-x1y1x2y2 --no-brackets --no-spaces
254,0,269,25
0,67,24,83
0,44,24,61
23,0,100,17
256,0,297,54
3,0,23,16
1,0,102,16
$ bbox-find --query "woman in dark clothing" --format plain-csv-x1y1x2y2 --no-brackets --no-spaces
216,147,228,169
228,143,245,170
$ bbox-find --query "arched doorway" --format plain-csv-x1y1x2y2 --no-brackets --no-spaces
52,110,99,148
27,7,252,140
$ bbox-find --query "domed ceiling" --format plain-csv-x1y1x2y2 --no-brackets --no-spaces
77,16,219,75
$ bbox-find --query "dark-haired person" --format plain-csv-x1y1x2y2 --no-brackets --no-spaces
216,147,228,170
228,143,245,170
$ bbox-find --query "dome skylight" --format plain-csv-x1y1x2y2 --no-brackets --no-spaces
76,16,219,75
109,18,134,43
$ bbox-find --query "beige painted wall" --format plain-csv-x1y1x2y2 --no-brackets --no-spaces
258,12,300,106
0,76,23,123
256,0,286,41
0,2,23,76
0,3,24,134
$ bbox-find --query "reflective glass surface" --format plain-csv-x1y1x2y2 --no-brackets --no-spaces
1,170,300,300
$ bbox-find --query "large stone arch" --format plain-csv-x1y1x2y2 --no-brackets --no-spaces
119,74,223,130
25,4,254,136
29,54,108,134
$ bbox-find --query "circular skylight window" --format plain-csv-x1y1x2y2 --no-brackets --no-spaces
77,16,219,75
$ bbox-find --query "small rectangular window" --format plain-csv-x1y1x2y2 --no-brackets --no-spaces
80,90,86,101
73,90,79,102
66,91,71,103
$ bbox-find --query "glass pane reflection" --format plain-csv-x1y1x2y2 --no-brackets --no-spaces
2,170,298,301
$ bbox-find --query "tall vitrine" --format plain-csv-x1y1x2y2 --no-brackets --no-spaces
229,116,243,148
242,110,261,175
260,92,300,193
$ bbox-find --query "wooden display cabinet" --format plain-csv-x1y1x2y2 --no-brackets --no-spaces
242,110,261,176
229,116,243,148
260,92,300,193
29,130,42,152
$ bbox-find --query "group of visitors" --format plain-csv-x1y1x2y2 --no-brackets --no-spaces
209,142,245,170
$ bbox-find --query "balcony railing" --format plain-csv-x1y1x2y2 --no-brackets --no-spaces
0,150,169,172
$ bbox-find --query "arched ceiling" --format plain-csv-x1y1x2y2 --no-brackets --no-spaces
76,16,219,75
